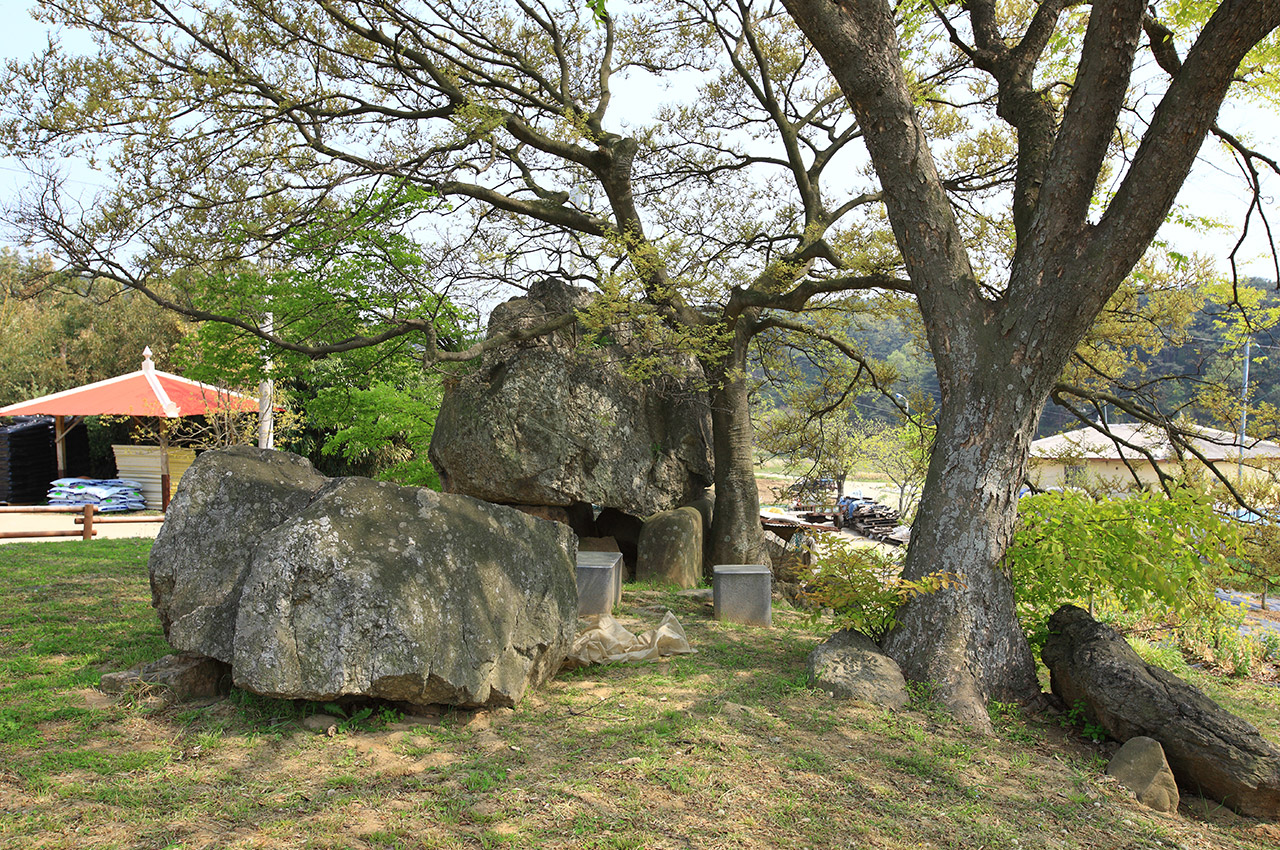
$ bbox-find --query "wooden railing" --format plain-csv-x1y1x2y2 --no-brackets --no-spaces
0,505,165,540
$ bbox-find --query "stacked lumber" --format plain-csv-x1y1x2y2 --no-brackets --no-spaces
841,501,908,546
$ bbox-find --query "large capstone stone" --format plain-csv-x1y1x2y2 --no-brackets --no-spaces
149,447,578,708
429,278,714,518
233,477,577,707
149,445,328,662
1043,605,1280,818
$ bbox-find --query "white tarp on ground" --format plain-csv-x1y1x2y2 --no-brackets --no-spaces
564,611,696,668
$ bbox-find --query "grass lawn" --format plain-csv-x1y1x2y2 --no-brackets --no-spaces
2,539,1278,849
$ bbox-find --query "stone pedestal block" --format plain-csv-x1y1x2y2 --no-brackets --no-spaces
577,551,624,615
713,564,772,627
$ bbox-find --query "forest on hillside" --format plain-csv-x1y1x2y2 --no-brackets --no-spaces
761,276,1280,441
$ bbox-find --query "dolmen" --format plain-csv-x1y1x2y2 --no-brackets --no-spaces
147,446,578,709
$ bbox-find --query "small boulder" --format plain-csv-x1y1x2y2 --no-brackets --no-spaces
1108,736,1180,814
808,629,909,710
232,476,578,708
149,446,328,662
1043,605,1280,818
635,507,703,588
302,714,341,735
100,653,231,701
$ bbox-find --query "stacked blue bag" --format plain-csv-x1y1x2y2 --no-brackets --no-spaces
47,478,147,512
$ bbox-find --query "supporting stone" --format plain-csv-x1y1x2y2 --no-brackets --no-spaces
636,507,703,588
713,564,772,627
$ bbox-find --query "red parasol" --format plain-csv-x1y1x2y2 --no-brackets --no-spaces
0,348,259,508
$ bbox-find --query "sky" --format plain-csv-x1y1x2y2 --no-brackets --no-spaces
0,3,1277,285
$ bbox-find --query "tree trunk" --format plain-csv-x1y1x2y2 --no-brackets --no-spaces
880,349,1046,730
708,321,767,568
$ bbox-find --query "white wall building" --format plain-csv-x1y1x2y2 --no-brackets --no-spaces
1028,423,1280,493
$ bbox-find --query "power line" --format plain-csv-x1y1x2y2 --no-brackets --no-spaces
0,163,108,190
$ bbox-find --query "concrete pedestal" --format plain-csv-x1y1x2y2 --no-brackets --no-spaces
713,564,772,627
576,551,624,616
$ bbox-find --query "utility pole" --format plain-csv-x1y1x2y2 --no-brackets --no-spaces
258,312,275,450
1239,337,1251,485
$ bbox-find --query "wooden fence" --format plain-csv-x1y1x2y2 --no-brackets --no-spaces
0,505,164,541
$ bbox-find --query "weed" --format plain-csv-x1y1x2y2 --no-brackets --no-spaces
988,699,1040,744
459,759,509,792
904,680,944,714
1062,700,1108,743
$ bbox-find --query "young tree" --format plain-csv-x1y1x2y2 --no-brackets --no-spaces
856,418,931,519
780,0,1280,723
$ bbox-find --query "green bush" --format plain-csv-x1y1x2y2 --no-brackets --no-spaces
804,534,959,642
1007,488,1239,647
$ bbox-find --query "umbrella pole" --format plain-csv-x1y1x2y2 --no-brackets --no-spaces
159,424,172,512
54,416,67,479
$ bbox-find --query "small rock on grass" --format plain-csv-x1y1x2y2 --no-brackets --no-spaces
303,714,341,735
807,629,909,710
1108,736,1180,814
99,653,230,701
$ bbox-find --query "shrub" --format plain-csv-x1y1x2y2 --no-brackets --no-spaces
804,533,960,642
1007,487,1239,647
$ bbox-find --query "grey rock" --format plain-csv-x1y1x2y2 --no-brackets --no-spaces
428,279,714,518
1108,736,1180,814
149,446,328,661
808,629,909,710
1043,605,1280,818
684,494,715,535
685,493,715,575
100,652,231,700
635,507,703,588
232,476,578,708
